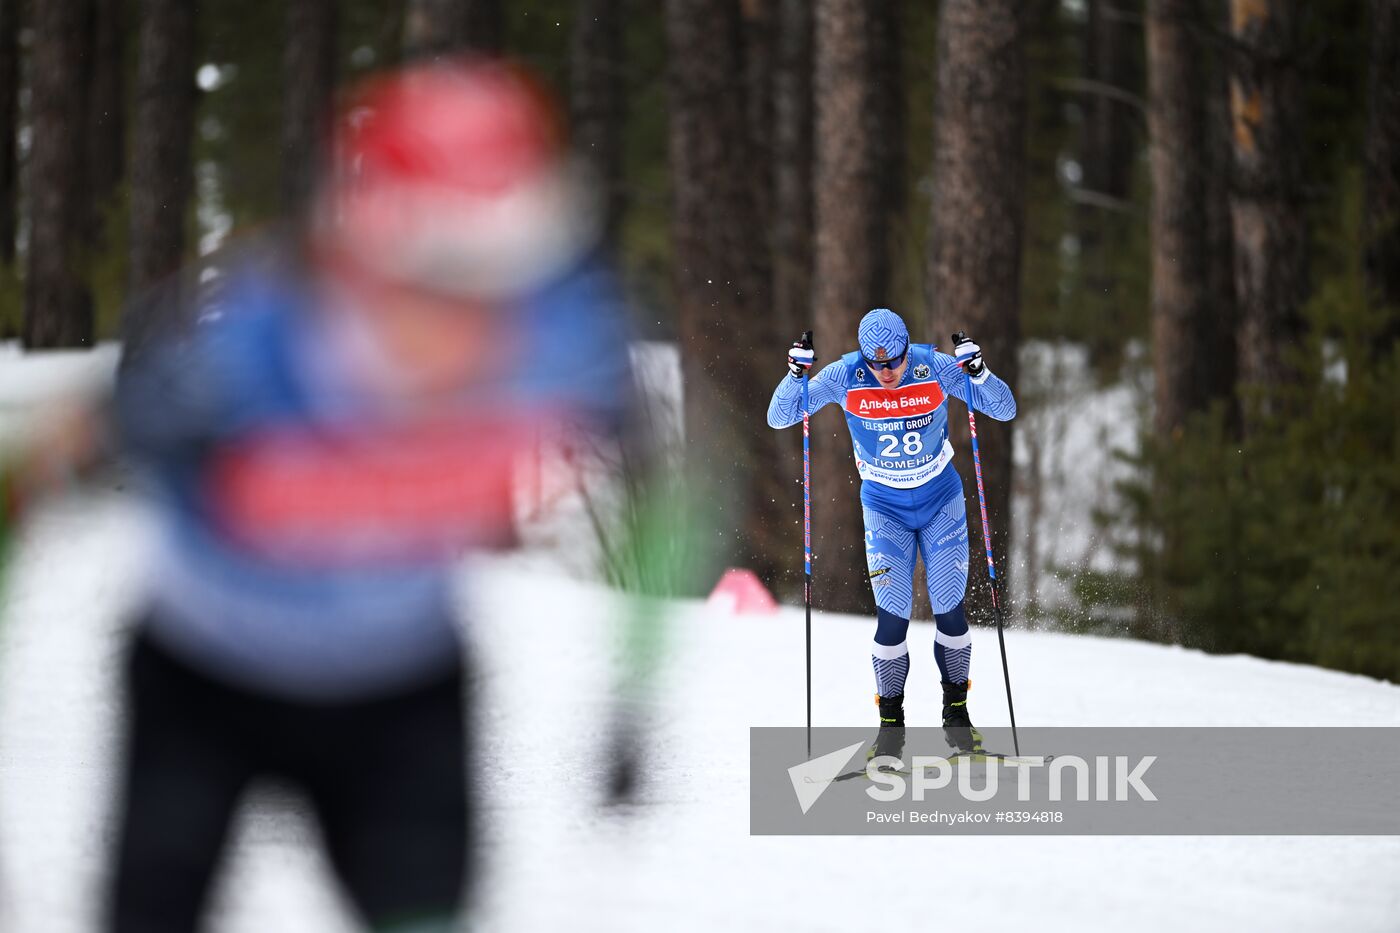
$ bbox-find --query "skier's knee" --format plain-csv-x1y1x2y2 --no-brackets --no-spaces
874,607,910,646
934,601,968,636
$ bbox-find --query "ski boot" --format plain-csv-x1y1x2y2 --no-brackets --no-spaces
866,694,907,771
941,680,985,755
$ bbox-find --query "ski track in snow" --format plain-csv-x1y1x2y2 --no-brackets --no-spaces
2,493,1399,932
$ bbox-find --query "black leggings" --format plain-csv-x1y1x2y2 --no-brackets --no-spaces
107,628,472,932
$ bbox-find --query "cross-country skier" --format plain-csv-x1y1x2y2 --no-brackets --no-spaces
766,308,1017,759
103,60,634,932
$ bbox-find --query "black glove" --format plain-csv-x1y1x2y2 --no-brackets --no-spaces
787,330,816,379
950,331,987,382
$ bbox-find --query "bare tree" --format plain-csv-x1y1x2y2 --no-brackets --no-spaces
1077,0,1142,362
461,0,503,52
743,0,775,227
925,0,1027,603
1228,0,1306,421
25,0,94,347
128,0,198,298
762,0,814,601
810,0,904,612
404,0,463,59
868,0,904,280
771,0,814,341
1146,0,1218,440
1204,0,1237,420
1081,0,1138,205
0,0,18,267
404,0,501,59
283,0,337,219
89,0,125,219
665,0,782,586
1365,0,1400,342
570,0,624,253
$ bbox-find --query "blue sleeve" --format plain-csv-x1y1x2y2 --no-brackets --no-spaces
116,338,207,460
931,351,1017,422
518,260,635,432
115,266,307,463
767,359,849,428
115,319,257,462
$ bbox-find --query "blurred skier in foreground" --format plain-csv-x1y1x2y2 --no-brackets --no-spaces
106,60,633,931
766,309,1017,761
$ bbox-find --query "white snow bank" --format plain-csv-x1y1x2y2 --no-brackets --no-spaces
0,342,120,409
0,342,121,450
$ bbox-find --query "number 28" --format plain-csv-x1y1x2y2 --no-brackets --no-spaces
878,432,923,457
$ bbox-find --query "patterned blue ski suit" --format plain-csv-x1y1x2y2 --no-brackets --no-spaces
767,343,1016,696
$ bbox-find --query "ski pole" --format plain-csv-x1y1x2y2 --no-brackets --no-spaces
952,331,1020,757
801,331,813,758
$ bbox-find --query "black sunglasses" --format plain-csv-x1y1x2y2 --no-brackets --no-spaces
863,348,907,371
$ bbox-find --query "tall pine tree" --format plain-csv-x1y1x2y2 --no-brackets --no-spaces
282,0,337,220
128,0,198,297
25,0,94,347
810,0,904,613
1229,0,1307,424
665,0,782,585
926,0,1028,607
1147,0,1215,440
1365,0,1400,342
570,0,625,253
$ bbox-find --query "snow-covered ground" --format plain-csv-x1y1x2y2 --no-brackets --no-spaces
2,490,1399,933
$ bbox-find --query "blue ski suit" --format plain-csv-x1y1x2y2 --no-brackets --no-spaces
767,344,1016,695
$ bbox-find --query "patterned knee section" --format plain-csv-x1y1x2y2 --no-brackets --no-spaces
872,608,911,698
933,602,972,685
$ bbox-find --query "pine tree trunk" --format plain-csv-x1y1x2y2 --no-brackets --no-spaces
570,0,624,253
811,0,903,613
462,0,502,52
771,0,813,342
1147,0,1215,440
404,0,463,59
1204,0,1238,419
404,0,501,59
665,0,781,587
24,0,94,348
742,0,775,228
1365,0,1400,342
765,0,813,601
88,0,124,219
1081,0,1137,204
1075,0,1142,368
283,0,337,221
1228,0,1306,423
0,0,22,268
128,0,198,297
868,0,904,290
925,0,1027,609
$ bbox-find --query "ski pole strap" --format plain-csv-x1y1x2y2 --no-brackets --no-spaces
964,372,997,583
